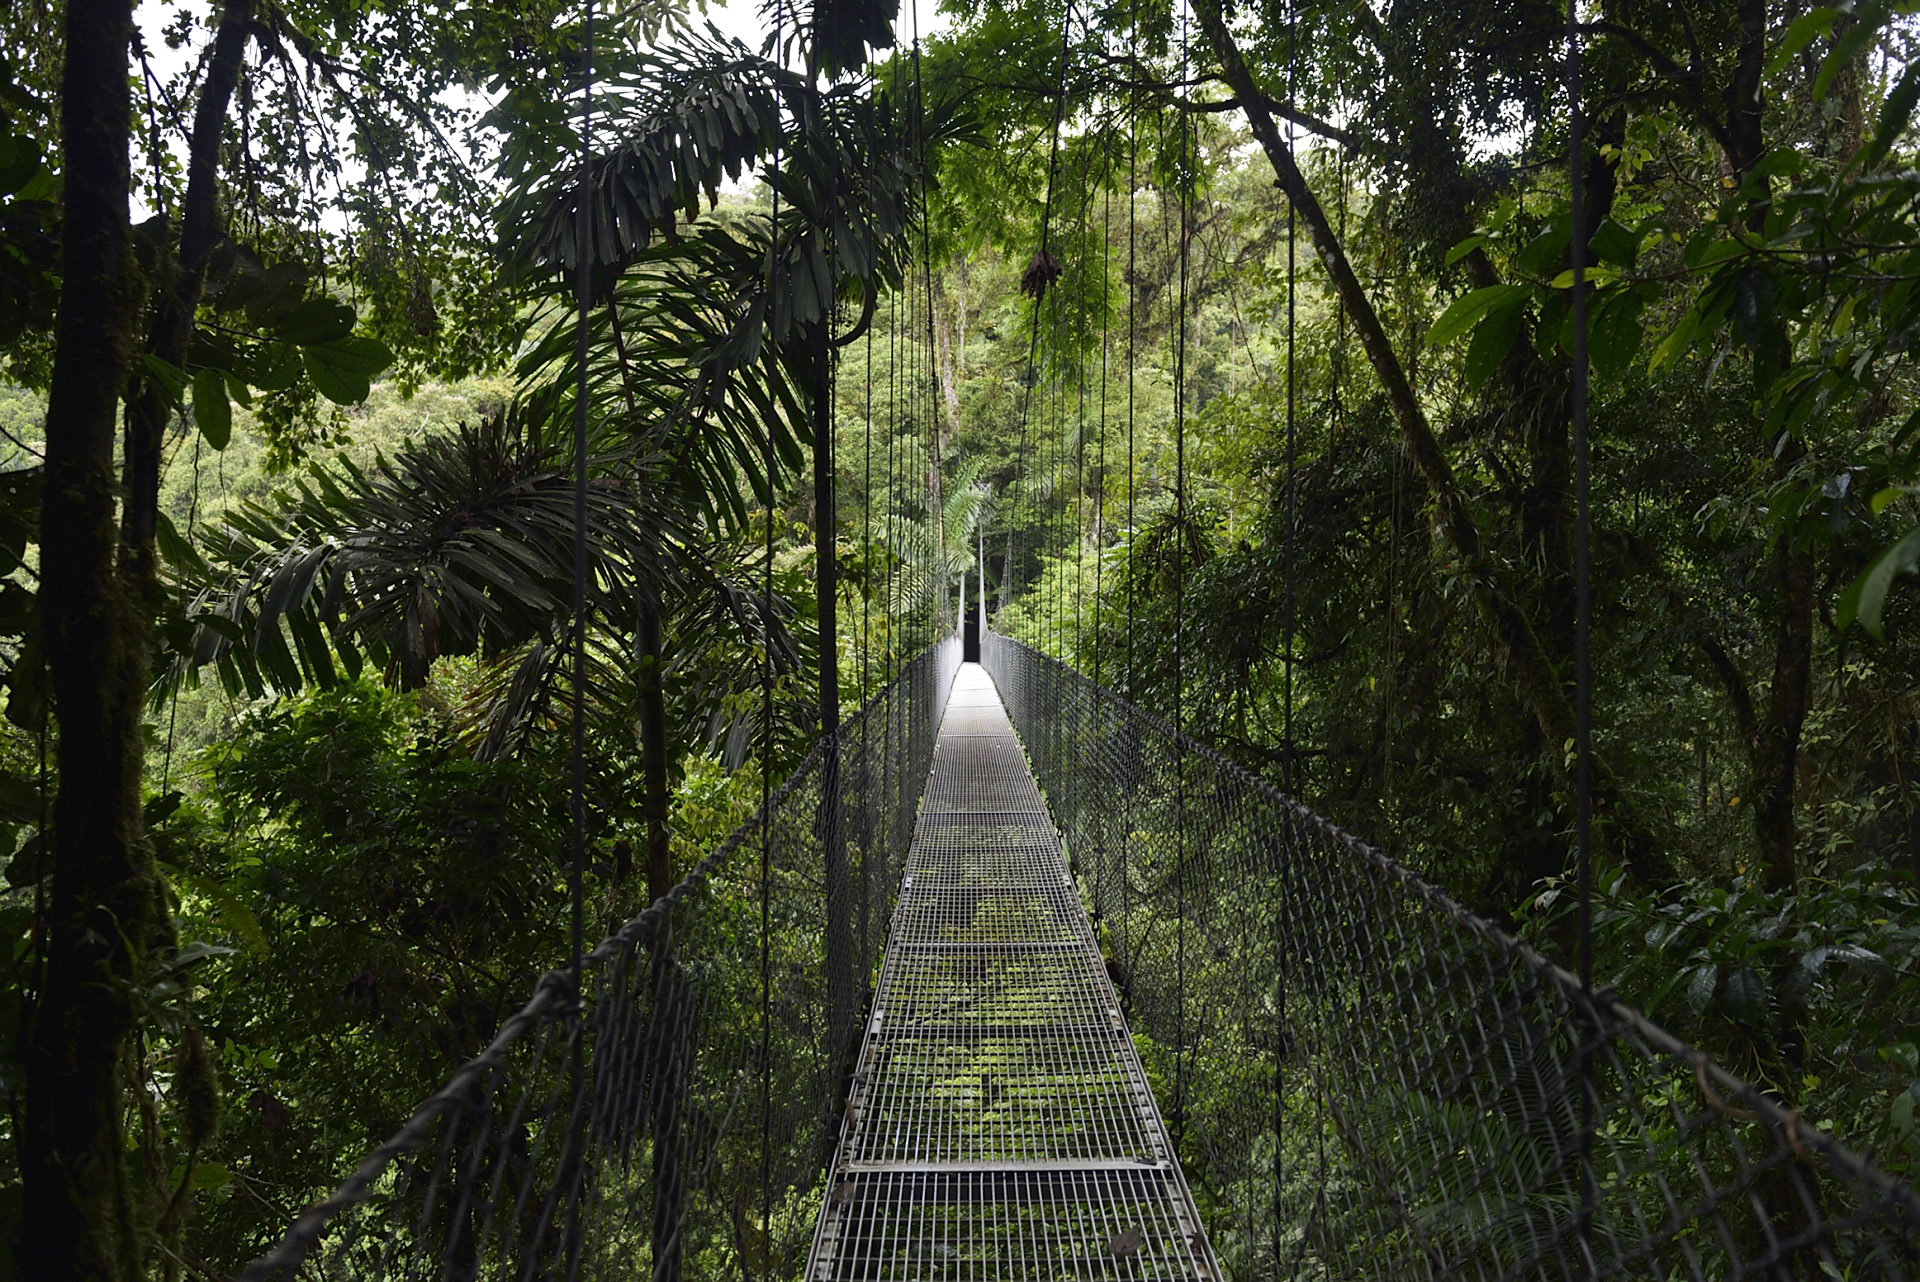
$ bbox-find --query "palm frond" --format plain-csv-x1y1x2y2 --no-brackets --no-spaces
165,409,690,697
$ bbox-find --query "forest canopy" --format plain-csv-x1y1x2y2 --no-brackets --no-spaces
4,0,1920,1276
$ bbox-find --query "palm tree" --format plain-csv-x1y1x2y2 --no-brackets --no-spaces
502,0,927,1114
880,454,992,638
169,12,923,1274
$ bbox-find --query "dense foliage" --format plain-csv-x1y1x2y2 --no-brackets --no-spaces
4,0,1920,1275
906,0,1920,1202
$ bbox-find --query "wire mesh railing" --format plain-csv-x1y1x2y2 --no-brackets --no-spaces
239,636,961,1282
983,631,1920,1281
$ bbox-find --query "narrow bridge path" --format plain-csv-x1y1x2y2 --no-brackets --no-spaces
807,663,1218,1280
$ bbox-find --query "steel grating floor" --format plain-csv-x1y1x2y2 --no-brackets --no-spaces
808,664,1219,1280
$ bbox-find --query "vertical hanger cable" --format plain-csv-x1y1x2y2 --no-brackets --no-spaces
758,0,785,1263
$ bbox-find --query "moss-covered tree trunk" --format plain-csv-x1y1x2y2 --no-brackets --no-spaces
21,2,156,1279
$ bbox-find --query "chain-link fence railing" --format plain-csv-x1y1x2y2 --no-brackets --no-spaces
983,631,1920,1281
240,636,960,1282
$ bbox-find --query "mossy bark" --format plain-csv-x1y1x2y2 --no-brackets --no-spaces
20,2,155,1279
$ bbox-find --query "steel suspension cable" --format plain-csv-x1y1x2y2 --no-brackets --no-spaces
1170,0,1193,1147
759,0,784,1265
565,4,593,1270
911,6,941,642
1566,2,1598,1272
1051,214,1064,653
1275,1,1298,1269
1070,133,1100,664
1282,0,1296,794
1094,148,1111,686
568,0,593,1014
1075,188,1087,661
1567,0,1594,1013
888,285,900,673
1125,97,1137,704
863,291,874,698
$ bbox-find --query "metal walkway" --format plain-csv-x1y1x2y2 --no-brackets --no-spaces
807,663,1218,1280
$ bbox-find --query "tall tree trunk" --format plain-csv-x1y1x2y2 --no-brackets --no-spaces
120,0,249,594
1723,0,1808,896
953,256,968,380
933,274,960,432
22,2,152,1279
1754,475,1811,896
1195,0,1672,888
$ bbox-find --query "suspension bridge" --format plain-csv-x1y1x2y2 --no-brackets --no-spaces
208,0,1920,1272
232,633,1920,1281
807,661,1214,1278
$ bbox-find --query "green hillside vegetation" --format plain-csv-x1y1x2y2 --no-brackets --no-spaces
3,0,1920,1275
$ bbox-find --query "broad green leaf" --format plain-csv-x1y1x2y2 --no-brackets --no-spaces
1588,290,1648,381
1549,264,1621,289
1861,59,1920,170
1837,524,1920,638
1769,8,1840,75
190,1163,233,1191
1683,235,1745,272
258,262,310,309
1516,221,1571,278
154,512,206,574
1723,966,1770,1025
1588,218,1639,270
1685,963,1718,1015
162,862,268,958
302,337,393,405
1444,235,1486,267
1743,149,1809,185
1872,486,1905,518
1649,310,1702,373
12,165,52,202
273,296,355,344
1816,2,1890,100
191,367,231,450
251,342,304,392
1428,284,1525,348
141,354,189,404
5,832,44,886
0,774,38,823
1463,293,1527,386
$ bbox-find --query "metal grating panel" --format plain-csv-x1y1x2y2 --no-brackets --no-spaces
873,947,1119,1029
905,831,1069,885
889,881,1089,946
848,1029,1163,1165
812,1169,1213,1282
810,664,1217,1279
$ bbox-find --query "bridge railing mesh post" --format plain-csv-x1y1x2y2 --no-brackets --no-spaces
982,630,1920,1282
238,637,960,1282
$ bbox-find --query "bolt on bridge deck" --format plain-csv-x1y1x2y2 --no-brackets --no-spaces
807,664,1219,1280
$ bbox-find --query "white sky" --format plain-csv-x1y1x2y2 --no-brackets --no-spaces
129,0,949,217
